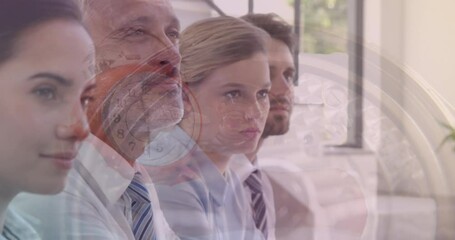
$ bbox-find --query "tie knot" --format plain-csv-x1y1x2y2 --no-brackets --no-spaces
245,169,263,193
127,172,151,204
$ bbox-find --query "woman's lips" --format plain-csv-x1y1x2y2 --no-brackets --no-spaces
240,127,261,139
40,152,77,170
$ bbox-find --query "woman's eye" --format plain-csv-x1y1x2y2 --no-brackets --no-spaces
33,86,57,100
225,90,241,99
257,89,269,99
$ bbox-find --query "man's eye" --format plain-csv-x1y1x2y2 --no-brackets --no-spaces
286,75,295,83
110,26,147,40
33,86,57,100
81,96,95,109
167,30,180,39
125,27,146,37
284,72,296,84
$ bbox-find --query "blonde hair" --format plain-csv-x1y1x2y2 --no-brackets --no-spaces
180,16,269,85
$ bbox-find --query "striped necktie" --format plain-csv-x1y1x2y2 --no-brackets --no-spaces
245,169,268,239
125,172,156,240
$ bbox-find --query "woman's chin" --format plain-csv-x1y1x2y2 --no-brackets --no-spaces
25,179,66,195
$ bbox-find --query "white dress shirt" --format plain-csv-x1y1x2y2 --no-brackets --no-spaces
229,154,277,240
259,160,315,240
0,208,40,240
139,126,264,240
12,134,178,240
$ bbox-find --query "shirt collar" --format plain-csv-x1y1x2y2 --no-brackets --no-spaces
190,148,229,206
229,154,258,182
137,126,195,167
147,126,229,205
76,134,136,205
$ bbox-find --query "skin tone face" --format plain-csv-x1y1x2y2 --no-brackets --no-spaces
183,53,271,172
0,20,95,198
85,0,183,162
262,38,295,138
85,0,181,71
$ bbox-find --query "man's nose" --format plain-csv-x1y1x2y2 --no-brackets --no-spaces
146,44,181,76
270,75,293,99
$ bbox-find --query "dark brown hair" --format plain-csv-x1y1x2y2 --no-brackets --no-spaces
0,0,82,64
241,13,296,53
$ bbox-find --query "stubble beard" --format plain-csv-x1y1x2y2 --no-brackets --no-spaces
261,113,290,139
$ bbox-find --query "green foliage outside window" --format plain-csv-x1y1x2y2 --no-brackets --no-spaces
288,0,348,54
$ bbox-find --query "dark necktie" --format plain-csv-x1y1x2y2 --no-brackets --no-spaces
125,172,156,240
245,169,268,239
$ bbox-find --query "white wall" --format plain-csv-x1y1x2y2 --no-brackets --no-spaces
170,0,211,30
363,0,455,194
402,0,455,110
365,0,455,109
364,1,455,238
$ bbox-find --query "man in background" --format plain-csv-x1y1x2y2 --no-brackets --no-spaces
238,13,368,240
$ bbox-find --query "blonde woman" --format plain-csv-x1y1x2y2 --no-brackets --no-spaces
0,0,94,239
141,16,271,240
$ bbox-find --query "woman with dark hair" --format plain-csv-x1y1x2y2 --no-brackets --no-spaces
0,0,95,239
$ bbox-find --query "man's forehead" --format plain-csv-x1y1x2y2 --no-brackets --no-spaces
267,39,289,53
84,0,178,34
87,0,173,17
267,40,294,66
